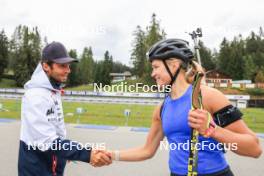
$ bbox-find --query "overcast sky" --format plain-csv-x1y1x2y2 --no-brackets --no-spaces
1,0,263,65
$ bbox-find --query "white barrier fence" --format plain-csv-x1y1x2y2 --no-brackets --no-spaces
0,88,165,98
0,88,251,108
0,93,162,105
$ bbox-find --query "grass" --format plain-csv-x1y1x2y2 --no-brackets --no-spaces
0,79,17,88
0,99,264,133
0,99,154,127
62,102,154,127
240,108,264,133
66,84,94,91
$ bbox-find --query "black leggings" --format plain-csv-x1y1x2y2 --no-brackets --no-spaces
171,166,234,176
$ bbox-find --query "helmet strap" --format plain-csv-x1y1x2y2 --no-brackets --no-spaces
162,60,181,86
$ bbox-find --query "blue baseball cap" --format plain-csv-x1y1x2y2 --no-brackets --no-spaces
41,42,78,63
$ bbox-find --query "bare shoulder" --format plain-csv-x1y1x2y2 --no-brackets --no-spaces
200,85,230,114
152,102,163,122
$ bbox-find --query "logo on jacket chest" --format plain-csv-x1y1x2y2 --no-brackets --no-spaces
46,108,55,116
46,101,63,122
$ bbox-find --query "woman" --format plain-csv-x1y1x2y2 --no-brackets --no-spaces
109,39,262,176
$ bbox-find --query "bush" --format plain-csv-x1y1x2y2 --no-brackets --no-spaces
246,88,264,96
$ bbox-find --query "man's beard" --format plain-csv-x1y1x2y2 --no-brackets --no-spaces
49,76,65,89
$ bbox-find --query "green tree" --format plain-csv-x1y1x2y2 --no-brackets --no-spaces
228,37,245,80
245,30,264,72
217,37,245,80
259,26,264,38
10,25,41,87
198,40,215,71
79,47,94,84
130,14,166,84
255,70,264,83
67,49,81,86
0,29,9,80
145,14,166,48
94,60,104,85
102,51,113,85
143,13,166,84
131,25,146,77
112,61,131,73
94,51,113,86
242,55,256,80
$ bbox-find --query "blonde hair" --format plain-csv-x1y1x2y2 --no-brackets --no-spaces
164,58,206,84
185,60,205,84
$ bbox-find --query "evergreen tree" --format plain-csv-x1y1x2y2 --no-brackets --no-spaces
10,25,41,86
217,37,245,80
243,55,256,80
94,51,113,86
255,70,264,83
130,14,166,84
145,14,166,47
102,51,113,85
198,40,215,71
0,29,9,80
228,37,245,80
143,14,166,84
79,47,94,84
131,25,146,77
94,60,104,85
67,49,81,86
112,61,131,73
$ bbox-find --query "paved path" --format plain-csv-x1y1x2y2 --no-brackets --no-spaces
0,120,263,176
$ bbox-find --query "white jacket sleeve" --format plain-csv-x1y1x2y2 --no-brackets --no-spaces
20,93,59,151
20,92,92,162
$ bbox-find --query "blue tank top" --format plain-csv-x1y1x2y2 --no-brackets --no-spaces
161,85,228,175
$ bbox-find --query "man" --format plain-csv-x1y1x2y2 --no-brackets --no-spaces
18,42,112,176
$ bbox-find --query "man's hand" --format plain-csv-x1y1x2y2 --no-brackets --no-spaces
90,149,112,167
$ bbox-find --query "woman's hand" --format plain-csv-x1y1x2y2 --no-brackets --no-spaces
188,109,216,137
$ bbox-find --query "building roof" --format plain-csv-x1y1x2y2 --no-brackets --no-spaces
110,71,132,77
206,70,232,79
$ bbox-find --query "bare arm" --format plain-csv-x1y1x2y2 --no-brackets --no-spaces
211,120,261,158
111,104,164,161
189,86,262,158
